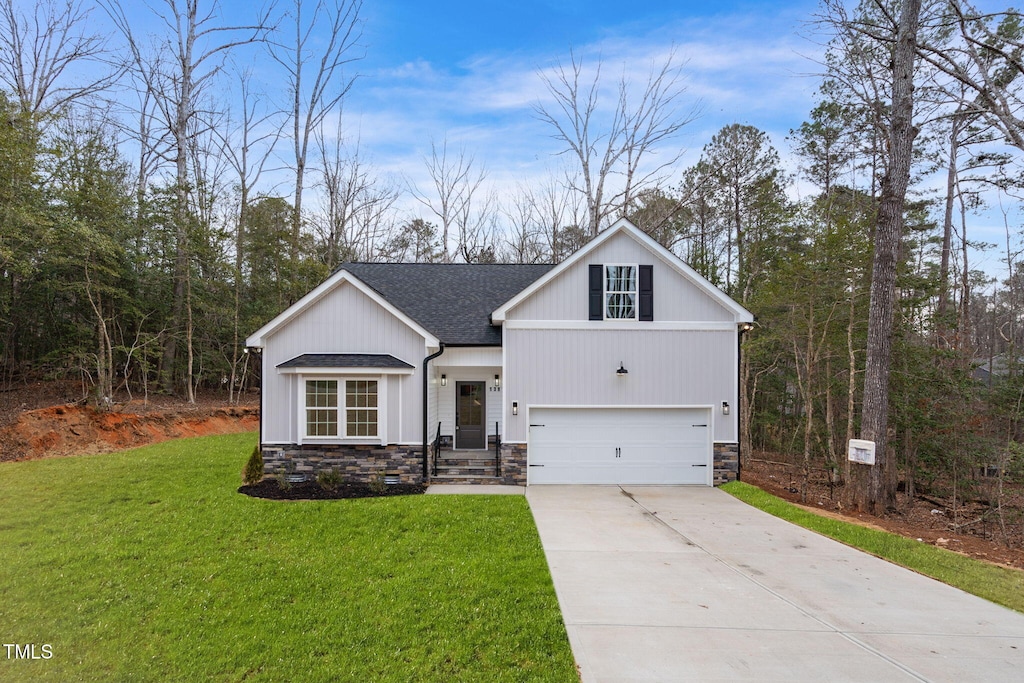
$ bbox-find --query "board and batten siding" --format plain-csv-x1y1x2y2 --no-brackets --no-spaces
503,328,738,444
433,368,503,445
505,230,734,323
261,281,427,445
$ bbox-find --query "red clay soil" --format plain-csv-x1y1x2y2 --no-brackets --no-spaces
0,388,258,462
742,456,1024,572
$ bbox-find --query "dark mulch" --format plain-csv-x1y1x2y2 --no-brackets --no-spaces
238,477,428,500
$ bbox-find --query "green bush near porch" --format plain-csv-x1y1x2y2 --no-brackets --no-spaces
0,433,576,682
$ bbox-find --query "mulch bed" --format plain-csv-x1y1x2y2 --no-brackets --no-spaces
239,478,427,500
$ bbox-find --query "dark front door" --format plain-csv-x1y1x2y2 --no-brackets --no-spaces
455,381,486,449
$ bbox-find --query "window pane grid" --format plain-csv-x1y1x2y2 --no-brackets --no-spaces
605,265,637,319
305,379,379,438
345,380,378,437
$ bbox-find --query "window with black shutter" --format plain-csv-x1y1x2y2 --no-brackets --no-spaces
589,263,654,320
639,264,653,321
589,264,603,320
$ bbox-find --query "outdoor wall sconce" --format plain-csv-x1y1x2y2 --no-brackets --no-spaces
512,401,519,416
494,373,500,388
722,401,730,415
616,362,628,376
441,374,447,386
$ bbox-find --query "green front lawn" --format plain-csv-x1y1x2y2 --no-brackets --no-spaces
722,480,1024,613
0,433,576,682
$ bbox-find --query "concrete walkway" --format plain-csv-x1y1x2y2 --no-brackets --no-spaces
425,484,525,495
526,486,1024,682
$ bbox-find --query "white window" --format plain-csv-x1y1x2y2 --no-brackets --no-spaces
605,265,637,319
304,379,378,438
344,380,378,437
306,380,338,436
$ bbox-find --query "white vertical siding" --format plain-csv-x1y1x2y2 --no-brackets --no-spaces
434,366,503,445
506,231,734,322
261,281,428,444
504,328,737,444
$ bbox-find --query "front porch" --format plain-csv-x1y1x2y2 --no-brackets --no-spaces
429,443,528,486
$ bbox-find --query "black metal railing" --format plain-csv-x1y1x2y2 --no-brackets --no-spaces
494,421,501,477
431,422,441,477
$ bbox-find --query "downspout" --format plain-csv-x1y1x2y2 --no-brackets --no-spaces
422,342,445,480
737,322,753,482
250,347,263,454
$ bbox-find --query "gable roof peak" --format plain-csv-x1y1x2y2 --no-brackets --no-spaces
491,217,753,323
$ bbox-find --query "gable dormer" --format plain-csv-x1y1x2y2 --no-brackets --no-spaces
492,219,752,325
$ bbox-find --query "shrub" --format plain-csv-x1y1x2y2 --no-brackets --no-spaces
241,445,264,485
275,471,292,491
369,473,387,495
317,468,345,492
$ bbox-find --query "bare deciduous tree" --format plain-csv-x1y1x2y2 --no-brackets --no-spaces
535,49,698,236
214,69,281,403
0,0,117,119
314,122,400,266
268,0,363,278
412,138,489,263
103,0,271,400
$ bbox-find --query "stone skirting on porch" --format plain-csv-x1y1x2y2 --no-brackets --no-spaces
261,444,425,485
498,443,528,486
261,441,737,487
713,442,739,486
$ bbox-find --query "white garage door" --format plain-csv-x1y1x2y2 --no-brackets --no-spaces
528,407,712,485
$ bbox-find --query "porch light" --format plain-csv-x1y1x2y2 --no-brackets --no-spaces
494,373,500,388
441,374,447,386
616,362,628,376
512,401,518,416
722,401,730,415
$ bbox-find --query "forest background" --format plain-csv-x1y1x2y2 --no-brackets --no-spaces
3,0,1024,520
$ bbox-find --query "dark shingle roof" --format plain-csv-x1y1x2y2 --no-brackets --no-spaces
338,263,555,345
277,353,414,369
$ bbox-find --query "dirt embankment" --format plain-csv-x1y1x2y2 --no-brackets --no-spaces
1,403,258,462
743,456,1024,571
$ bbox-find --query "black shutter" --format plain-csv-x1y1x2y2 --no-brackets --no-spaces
639,265,653,321
589,264,603,320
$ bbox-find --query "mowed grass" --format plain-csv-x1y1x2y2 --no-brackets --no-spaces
722,480,1024,613
0,433,577,682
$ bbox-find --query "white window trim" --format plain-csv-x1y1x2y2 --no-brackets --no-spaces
604,263,638,320
297,374,388,444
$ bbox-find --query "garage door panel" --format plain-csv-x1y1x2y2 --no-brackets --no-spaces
528,408,712,485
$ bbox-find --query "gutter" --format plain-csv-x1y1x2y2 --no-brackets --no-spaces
737,321,754,482
248,347,263,453
422,342,445,480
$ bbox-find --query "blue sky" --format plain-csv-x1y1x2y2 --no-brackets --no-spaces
100,0,1014,275
110,0,825,193
345,0,823,183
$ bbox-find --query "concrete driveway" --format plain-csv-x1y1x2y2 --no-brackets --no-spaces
526,486,1024,682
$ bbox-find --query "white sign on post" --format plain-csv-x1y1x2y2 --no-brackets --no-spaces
848,439,876,465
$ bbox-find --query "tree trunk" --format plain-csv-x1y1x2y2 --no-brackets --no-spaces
937,120,960,340
850,0,921,514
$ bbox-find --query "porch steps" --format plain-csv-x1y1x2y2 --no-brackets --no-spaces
430,474,504,485
432,452,500,481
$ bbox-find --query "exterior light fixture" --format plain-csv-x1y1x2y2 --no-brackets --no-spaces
740,322,754,332
494,373,500,388
722,401,730,415
616,362,628,376
441,374,447,386
512,401,518,416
